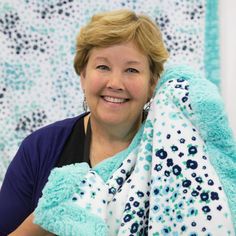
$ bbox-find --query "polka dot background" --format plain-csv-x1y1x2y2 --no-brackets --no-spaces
0,0,219,184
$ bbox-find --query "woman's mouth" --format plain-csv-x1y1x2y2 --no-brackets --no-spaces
102,96,129,104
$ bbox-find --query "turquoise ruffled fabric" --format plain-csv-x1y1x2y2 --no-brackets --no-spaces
35,163,108,235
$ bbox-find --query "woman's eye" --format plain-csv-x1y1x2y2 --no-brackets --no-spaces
126,68,139,73
96,65,110,71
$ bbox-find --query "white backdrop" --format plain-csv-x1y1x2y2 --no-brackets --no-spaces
220,0,236,137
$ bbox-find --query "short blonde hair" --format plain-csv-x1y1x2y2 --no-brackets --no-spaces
74,9,169,83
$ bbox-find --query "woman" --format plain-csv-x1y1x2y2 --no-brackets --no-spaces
0,9,168,235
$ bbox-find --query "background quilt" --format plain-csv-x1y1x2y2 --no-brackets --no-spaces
0,0,219,185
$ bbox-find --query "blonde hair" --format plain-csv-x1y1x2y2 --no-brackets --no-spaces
74,9,169,83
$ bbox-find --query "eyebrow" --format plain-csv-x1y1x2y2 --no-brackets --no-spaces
125,60,142,65
94,57,109,62
94,57,142,65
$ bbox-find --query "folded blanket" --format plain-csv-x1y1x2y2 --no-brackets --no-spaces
35,66,235,235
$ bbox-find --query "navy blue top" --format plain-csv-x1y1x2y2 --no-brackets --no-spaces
0,113,88,235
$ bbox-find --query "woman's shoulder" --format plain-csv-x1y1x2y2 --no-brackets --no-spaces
22,113,87,149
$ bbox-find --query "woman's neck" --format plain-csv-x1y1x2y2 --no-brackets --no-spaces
90,114,141,144
84,113,142,166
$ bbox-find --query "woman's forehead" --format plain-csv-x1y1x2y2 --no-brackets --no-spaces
88,41,149,62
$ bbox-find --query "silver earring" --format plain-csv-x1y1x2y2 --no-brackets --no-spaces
144,98,153,114
83,95,88,112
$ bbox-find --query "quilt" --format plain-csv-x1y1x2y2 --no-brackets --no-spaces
35,66,236,235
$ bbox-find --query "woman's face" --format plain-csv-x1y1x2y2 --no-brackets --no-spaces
80,41,156,128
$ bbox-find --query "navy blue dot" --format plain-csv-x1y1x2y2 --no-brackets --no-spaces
210,192,219,200
182,179,191,187
207,215,212,221
177,78,185,82
180,138,185,143
163,227,170,233
202,206,211,213
197,185,202,191
179,152,184,157
195,177,203,183
171,145,178,152
153,188,159,195
145,201,149,208
188,146,197,155
72,197,77,201
182,96,188,102
164,170,170,177
173,165,182,176
191,190,199,197
116,177,123,185
191,173,197,178
153,205,159,211
133,201,140,207
137,209,145,217
191,222,196,227
200,192,209,201
167,158,173,167
186,160,198,169
125,203,131,211
177,214,182,221
156,148,168,159
109,187,116,195
137,191,144,198
124,214,132,222
154,164,162,172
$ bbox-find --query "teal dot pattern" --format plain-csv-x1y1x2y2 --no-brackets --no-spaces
35,78,234,235
0,0,218,184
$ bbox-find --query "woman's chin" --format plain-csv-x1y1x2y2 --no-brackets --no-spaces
97,114,128,126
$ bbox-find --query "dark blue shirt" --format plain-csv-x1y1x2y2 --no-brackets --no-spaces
0,113,87,235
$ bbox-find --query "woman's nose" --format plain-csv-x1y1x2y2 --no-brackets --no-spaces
106,72,124,91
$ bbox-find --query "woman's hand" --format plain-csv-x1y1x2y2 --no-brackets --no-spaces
8,213,53,236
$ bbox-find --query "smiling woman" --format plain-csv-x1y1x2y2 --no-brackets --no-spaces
0,9,168,235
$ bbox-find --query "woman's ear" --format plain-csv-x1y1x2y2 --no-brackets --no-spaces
80,69,86,90
149,78,157,100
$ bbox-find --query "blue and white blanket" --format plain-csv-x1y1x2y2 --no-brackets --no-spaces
35,67,235,236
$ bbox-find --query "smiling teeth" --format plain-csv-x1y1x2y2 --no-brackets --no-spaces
103,96,126,103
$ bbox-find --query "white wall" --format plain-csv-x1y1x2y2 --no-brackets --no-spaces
219,0,236,137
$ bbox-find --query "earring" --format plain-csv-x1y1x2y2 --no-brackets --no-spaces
83,95,88,112
144,98,153,114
